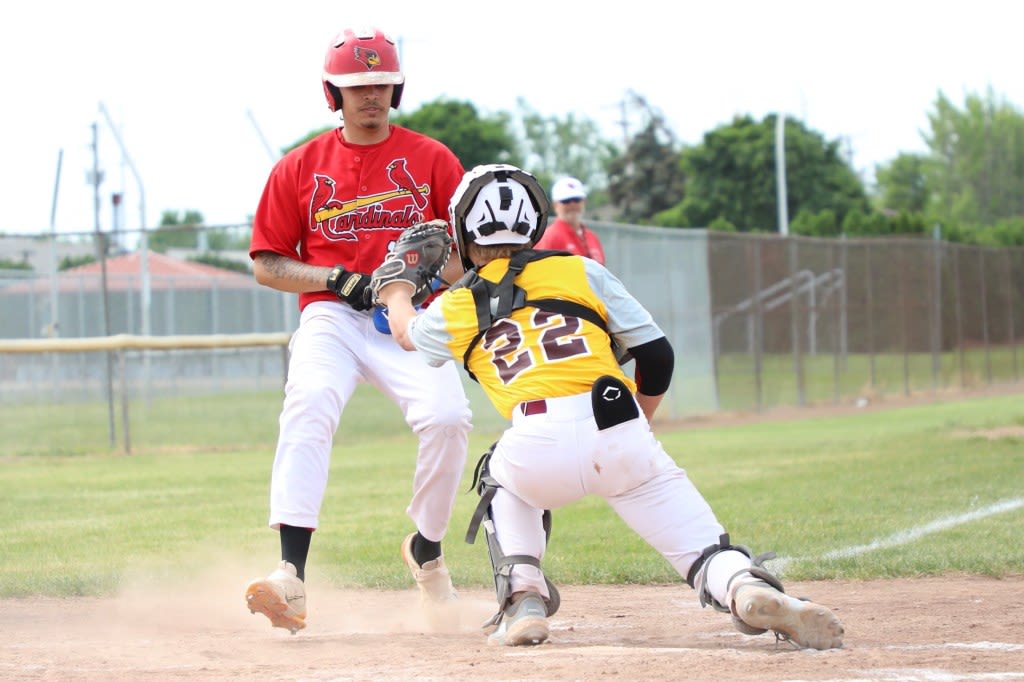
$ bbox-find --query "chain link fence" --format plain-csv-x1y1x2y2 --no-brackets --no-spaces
696,230,1022,411
2,225,1022,422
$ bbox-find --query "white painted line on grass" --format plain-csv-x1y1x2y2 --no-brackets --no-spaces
822,498,1024,560
771,497,1024,572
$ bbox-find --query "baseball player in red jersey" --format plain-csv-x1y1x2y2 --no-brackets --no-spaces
243,27,471,634
373,164,845,649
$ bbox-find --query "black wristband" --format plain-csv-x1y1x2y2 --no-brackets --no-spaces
327,265,372,311
326,265,346,293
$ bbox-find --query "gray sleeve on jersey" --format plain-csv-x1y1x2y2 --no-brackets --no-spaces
407,304,457,367
582,258,665,349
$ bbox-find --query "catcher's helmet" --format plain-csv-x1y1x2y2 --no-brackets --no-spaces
449,164,550,269
322,27,404,112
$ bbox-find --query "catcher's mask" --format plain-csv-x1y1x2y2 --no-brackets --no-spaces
322,26,405,113
448,164,550,270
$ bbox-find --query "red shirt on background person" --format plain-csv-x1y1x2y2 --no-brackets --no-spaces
534,177,605,265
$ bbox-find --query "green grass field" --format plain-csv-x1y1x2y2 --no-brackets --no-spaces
714,345,1023,410
1,385,1022,598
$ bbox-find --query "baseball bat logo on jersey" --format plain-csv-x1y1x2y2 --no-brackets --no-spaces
353,47,381,70
310,165,432,242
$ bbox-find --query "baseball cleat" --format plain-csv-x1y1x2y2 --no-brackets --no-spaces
732,584,844,650
245,560,307,634
401,532,458,604
488,592,549,646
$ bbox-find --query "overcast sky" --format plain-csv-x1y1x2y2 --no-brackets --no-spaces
2,0,1021,238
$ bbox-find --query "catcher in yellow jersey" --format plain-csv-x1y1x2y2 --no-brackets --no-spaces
372,164,845,650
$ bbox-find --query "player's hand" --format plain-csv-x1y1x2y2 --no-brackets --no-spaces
326,265,373,311
375,278,415,307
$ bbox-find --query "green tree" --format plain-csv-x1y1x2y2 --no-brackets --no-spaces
789,208,839,237
204,229,252,251
874,152,931,214
662,114,868,232
0,258,33,271
515,98,618,204
59,254,96,270
924,88,1024,225
148,210,205,252
985,217,1024,246
287,98,521,171
287,127,330,151
606,98,684,222
189,253,251,273
392,98,520,169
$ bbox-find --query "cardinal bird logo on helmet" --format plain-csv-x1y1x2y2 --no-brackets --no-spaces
353,47,381,70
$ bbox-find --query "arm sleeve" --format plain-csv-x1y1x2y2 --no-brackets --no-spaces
406,303,457,367
629,336,674,397
582,258,664,349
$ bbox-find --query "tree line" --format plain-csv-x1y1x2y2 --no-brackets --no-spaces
388,87,1024,246
145,86,1024,256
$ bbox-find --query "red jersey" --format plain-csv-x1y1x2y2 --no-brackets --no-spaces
249,125,464,311
534,218,605,265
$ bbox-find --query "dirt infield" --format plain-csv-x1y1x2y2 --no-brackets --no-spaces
3,569,1022,681
5,387,1022,681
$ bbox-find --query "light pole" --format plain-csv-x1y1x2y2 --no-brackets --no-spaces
91,122,117,448
99,102,153,423
48,148,63,337
775,112,789,236
246,108,280,164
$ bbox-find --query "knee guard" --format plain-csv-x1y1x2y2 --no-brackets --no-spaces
465,443,561,626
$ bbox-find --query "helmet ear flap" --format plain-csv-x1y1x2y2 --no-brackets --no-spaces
391,83,404,109
324,83,343,112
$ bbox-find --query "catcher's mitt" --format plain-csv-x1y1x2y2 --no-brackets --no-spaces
371,220,453,307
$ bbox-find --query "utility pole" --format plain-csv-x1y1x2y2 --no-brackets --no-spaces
91,121,116,448
617,97,630,148
99,102,149,338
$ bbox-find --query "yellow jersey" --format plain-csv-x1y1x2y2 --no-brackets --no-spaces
409,252,664,419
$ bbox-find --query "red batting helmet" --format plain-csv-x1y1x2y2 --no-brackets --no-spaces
322,27,405,112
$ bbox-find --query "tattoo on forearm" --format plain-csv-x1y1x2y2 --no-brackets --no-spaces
259,253,293,278
257,252,324,287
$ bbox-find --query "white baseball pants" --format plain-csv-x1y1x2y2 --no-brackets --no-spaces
269,301,471,542
487,390,730,599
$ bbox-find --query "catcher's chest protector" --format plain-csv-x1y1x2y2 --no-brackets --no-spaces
451,249,610,382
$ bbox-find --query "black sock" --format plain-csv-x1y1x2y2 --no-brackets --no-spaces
280,524,312,581
411,532,442,566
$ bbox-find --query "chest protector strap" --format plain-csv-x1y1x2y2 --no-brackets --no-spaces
452,249,610,382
